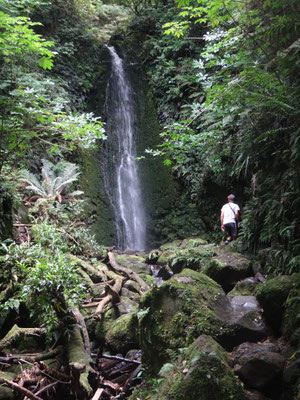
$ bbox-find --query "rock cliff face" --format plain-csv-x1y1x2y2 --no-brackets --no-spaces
80,44,205,249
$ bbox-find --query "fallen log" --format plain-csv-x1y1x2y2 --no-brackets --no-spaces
74,306,90,355
67,324,93,398
0,346,63,363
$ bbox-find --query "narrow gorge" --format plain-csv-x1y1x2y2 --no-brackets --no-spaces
0,0,299,399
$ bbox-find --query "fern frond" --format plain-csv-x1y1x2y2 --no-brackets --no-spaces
19,170,46,197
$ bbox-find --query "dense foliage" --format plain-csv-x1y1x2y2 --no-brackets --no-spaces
0,0,108,339
128,0,300,273
0,0,299,348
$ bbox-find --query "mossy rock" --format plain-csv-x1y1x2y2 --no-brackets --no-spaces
166,335,247,400
157,249,177,266
145,249,161,264
94,297,138,346
281,274,300,343
129,335,246,400
105,312,139,354
0,386,14,399
180,237,208,249
255,273,300,334
203,252,253,292
138,273,156,288
160,240,183,251
121,287,140,302
115,254,151,275
0,325,46,353
228,277,259,296
169,247,217,274
137,269,230,373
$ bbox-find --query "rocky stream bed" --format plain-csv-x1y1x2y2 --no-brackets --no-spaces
0,237,300,400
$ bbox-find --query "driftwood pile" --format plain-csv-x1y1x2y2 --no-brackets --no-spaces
0,251,148,399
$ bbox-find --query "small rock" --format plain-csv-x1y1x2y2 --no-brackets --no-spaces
232,341,286,390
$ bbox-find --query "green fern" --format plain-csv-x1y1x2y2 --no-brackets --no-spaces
19,159,83,199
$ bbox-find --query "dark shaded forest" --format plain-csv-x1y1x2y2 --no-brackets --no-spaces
0,0,299,398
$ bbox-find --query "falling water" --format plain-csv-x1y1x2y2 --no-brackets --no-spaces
103,45,146,250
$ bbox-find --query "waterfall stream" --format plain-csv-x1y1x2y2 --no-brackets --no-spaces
103,46,146,251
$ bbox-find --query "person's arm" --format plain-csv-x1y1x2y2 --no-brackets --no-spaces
235,210,239,223
220,211,225,231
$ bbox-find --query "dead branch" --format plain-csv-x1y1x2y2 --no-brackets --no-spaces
97,354,141,366
85,302,122,321
91,388,104,400
35,381,58,396
95,276,124,316
83,302,101,308
13,223,34,227
108,252,149,291
123,364,142,392
0,346,62,363
0,375,43,400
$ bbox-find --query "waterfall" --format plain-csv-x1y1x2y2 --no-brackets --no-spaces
103,45,146,251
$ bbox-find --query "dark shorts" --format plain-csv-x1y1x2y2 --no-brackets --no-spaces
224,223,238,238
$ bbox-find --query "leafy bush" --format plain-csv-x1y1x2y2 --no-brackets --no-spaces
132,0,300,272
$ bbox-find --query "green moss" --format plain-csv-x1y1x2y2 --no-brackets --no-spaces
255,273,300,334
105,312,139,354
181,237,208,248
281,274,300,344
128,335,246,400
139,273,156,288
157,249,177,265
138,269,228,373
169,247,217,273
115,254,150,274
160,240,183,251
80,148,116,246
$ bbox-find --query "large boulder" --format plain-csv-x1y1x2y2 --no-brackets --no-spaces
160,240,183,251
232,342,286,394
228,277,260,296
215,295,270,348
137,269,227,372
156,249,176,266
203,252,253,292
0,325,46,353
0,387,14,400
283,351,300,400
179,236,208,248
168,247,217,274
164,335,247,400
114,254,151,275
129,335,247,400
105,312,139,354
137,269,269,373
255,273,300,334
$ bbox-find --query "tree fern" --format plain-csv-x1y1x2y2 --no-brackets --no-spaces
19,159,82,199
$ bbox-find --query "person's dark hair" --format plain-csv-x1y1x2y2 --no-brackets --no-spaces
227,194,235,201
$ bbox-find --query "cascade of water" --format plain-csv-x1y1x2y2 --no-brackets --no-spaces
103,45,146,251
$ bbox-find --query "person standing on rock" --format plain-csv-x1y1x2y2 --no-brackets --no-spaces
220,194,240,244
